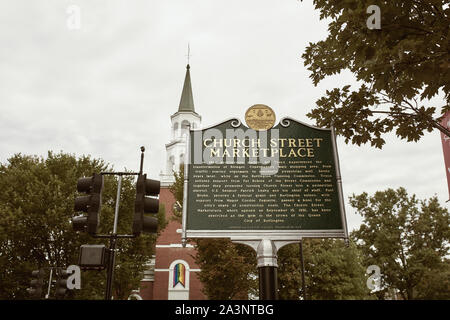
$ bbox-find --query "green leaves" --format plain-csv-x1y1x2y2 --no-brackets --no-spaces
194,239,257,300
278,240,372,300
0,152,160,299
351,188,450,299
169,165,184,222
306,81,443,148
304,0,450,147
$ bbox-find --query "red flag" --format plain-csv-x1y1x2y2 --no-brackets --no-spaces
441,111,450,201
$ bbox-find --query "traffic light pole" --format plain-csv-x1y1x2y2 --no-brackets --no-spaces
94,148,146,300
103,174,122,300
105,237,117,300
45,268,53,299
96,173,137,300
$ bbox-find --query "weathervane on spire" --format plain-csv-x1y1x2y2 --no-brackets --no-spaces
186,43,191,65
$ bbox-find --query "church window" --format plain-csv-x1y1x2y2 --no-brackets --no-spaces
173,122,179,138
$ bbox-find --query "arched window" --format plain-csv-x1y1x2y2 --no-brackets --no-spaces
168,156,175,172
173,122,179,138
181,120,190,130
180,154,185,168
181,120,190,139
168,260,190,300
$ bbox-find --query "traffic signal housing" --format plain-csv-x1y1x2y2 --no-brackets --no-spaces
55,268,68,299
133,174,160,236
27,269,45,299
72,173,104,235
79,244,108,270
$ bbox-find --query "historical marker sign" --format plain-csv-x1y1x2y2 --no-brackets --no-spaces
182,117,348,241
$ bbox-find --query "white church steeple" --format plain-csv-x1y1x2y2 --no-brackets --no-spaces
160,64,201,187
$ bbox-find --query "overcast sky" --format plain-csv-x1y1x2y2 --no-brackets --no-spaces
0,0,448,232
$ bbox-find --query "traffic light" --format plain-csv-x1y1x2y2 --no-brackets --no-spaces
27,269,45,299
55,268,68,299
72,173,104,235
133,174,160,236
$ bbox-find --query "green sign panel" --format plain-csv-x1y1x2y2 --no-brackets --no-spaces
183,118,348,241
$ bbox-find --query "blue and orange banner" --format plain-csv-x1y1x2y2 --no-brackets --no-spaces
173,263,186,287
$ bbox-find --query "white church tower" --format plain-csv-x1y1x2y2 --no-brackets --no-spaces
160,64,201,187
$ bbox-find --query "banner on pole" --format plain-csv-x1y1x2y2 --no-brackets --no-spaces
440,111,450,201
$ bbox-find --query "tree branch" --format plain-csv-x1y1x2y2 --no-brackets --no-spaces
403,99,450,137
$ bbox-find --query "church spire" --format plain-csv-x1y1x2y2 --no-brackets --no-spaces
161,61,201,187
178,64,195,113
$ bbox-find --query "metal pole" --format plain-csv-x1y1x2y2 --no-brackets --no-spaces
112,176,122,235
105,236,117,300
139,146,145,175
330,122,349,244
105,175,122,300
259,267,278,300
45,268,53,299
299,240,306,300
257,239,278,300
181,126,191,247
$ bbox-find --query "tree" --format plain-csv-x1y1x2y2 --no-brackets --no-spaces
194,239,258,300
351,188,450,299
169,166,184,222
0,151,166,299
303,0,450,148
278,240,372,300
